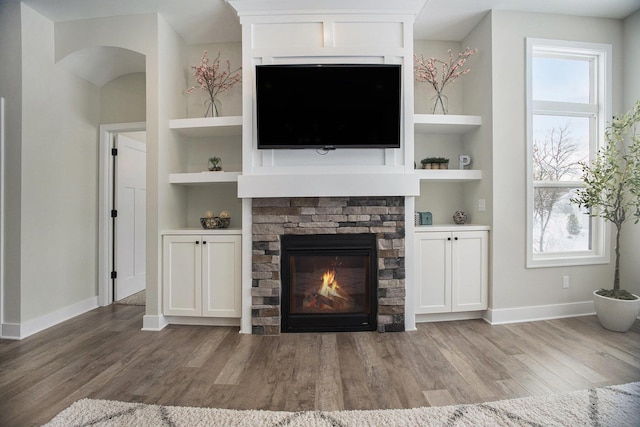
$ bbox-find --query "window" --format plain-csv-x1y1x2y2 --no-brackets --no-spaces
526,39,611,268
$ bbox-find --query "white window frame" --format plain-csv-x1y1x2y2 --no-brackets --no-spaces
526,38,612,268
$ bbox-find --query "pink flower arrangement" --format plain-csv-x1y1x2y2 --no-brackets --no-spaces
414,47,477,114
187,51,242,117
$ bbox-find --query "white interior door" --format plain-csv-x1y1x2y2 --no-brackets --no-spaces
114,134,146,300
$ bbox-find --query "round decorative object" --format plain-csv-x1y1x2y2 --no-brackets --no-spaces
204,210,215,218
219,210,231,219
453,210,467,224
200,217,231,229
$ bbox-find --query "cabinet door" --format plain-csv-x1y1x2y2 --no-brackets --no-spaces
163,235,202,316
415,232,452,314
451,231,488,312
201,235,242,317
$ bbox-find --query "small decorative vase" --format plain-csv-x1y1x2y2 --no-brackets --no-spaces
205,96,222,117
431,93,448,115
453,210,467,224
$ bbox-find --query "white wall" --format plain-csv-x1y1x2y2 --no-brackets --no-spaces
461,13,494,305
101,73,146,124
55,13,165,321
0,1,23,327
621,9,640,296
19,4,101,322
153,15,188,322
490,11,623,312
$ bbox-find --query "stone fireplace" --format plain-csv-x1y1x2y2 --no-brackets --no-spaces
251,196,405,335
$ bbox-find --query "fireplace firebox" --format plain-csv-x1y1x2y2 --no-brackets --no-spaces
281,234,377,333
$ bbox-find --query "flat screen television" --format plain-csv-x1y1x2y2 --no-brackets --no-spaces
255,64,401,150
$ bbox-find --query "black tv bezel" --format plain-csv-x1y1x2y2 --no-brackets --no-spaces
255,63,402,150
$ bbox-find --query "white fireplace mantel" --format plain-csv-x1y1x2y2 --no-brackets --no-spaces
238,172,419,198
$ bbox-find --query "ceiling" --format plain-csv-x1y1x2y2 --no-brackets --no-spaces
19,0,640,44
13,0,640,86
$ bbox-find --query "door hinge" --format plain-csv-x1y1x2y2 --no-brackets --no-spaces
111,271,117,279
111,209,117,218
111,148,118,156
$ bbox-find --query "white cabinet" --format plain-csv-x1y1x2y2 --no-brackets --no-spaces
415,227,488,314
163,233,241,318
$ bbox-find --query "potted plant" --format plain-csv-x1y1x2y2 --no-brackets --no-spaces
420,157,449,169
571,99,640,332
208,156,222,171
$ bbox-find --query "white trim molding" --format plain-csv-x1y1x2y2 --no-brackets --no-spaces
484,301,595,325
98,122,146,307
1,296,98,340
525,38,612,268
142,314,169,331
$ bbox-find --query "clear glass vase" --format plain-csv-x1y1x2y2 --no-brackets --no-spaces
205,97,222,117
431,93,448,115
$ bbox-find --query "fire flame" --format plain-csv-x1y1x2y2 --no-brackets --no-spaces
319,270,346,299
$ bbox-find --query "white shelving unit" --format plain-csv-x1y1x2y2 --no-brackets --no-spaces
170,171,241,185
169,116,243,185
414,169,481,182
414,114,482,181
169,116,242,137
414,114,481,134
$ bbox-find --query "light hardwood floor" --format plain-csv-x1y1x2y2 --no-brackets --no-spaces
1,305,639,426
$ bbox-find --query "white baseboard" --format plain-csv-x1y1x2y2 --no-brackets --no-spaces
1,323,21,340
484,301,595,325
142,314,169,331
415,311,485,324
163,316,241,327
1,296,98,340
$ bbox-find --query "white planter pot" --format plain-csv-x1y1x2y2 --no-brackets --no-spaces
593,290,640,332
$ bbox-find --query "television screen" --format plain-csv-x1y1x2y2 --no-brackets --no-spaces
256,64,401,149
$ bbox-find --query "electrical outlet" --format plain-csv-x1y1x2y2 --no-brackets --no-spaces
478,199,486,212
562,276,570,289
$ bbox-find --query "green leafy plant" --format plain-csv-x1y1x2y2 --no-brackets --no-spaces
421,157,449,164
571,99,640,299
208,156,222,171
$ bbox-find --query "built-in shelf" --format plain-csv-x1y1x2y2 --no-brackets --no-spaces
169,116,242,137
415,169,482,182
169,171,241,185
162,228,242,235
415,224,490,232
414,114,481,134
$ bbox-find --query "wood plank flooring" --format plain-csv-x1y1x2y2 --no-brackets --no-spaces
1,305,639,426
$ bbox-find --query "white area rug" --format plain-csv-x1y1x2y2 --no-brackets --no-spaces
43,382,640,426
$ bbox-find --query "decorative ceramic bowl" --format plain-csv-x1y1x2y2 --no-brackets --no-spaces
200,217,231,229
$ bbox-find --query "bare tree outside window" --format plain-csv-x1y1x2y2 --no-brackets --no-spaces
532,123,586,252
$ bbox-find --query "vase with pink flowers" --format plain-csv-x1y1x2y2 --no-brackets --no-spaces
414,47,477,115
187,51,242,117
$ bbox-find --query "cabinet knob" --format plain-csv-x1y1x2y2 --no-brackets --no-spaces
447,237,451,241
195,240,200,245
202,241,207,245
454,237,459,241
